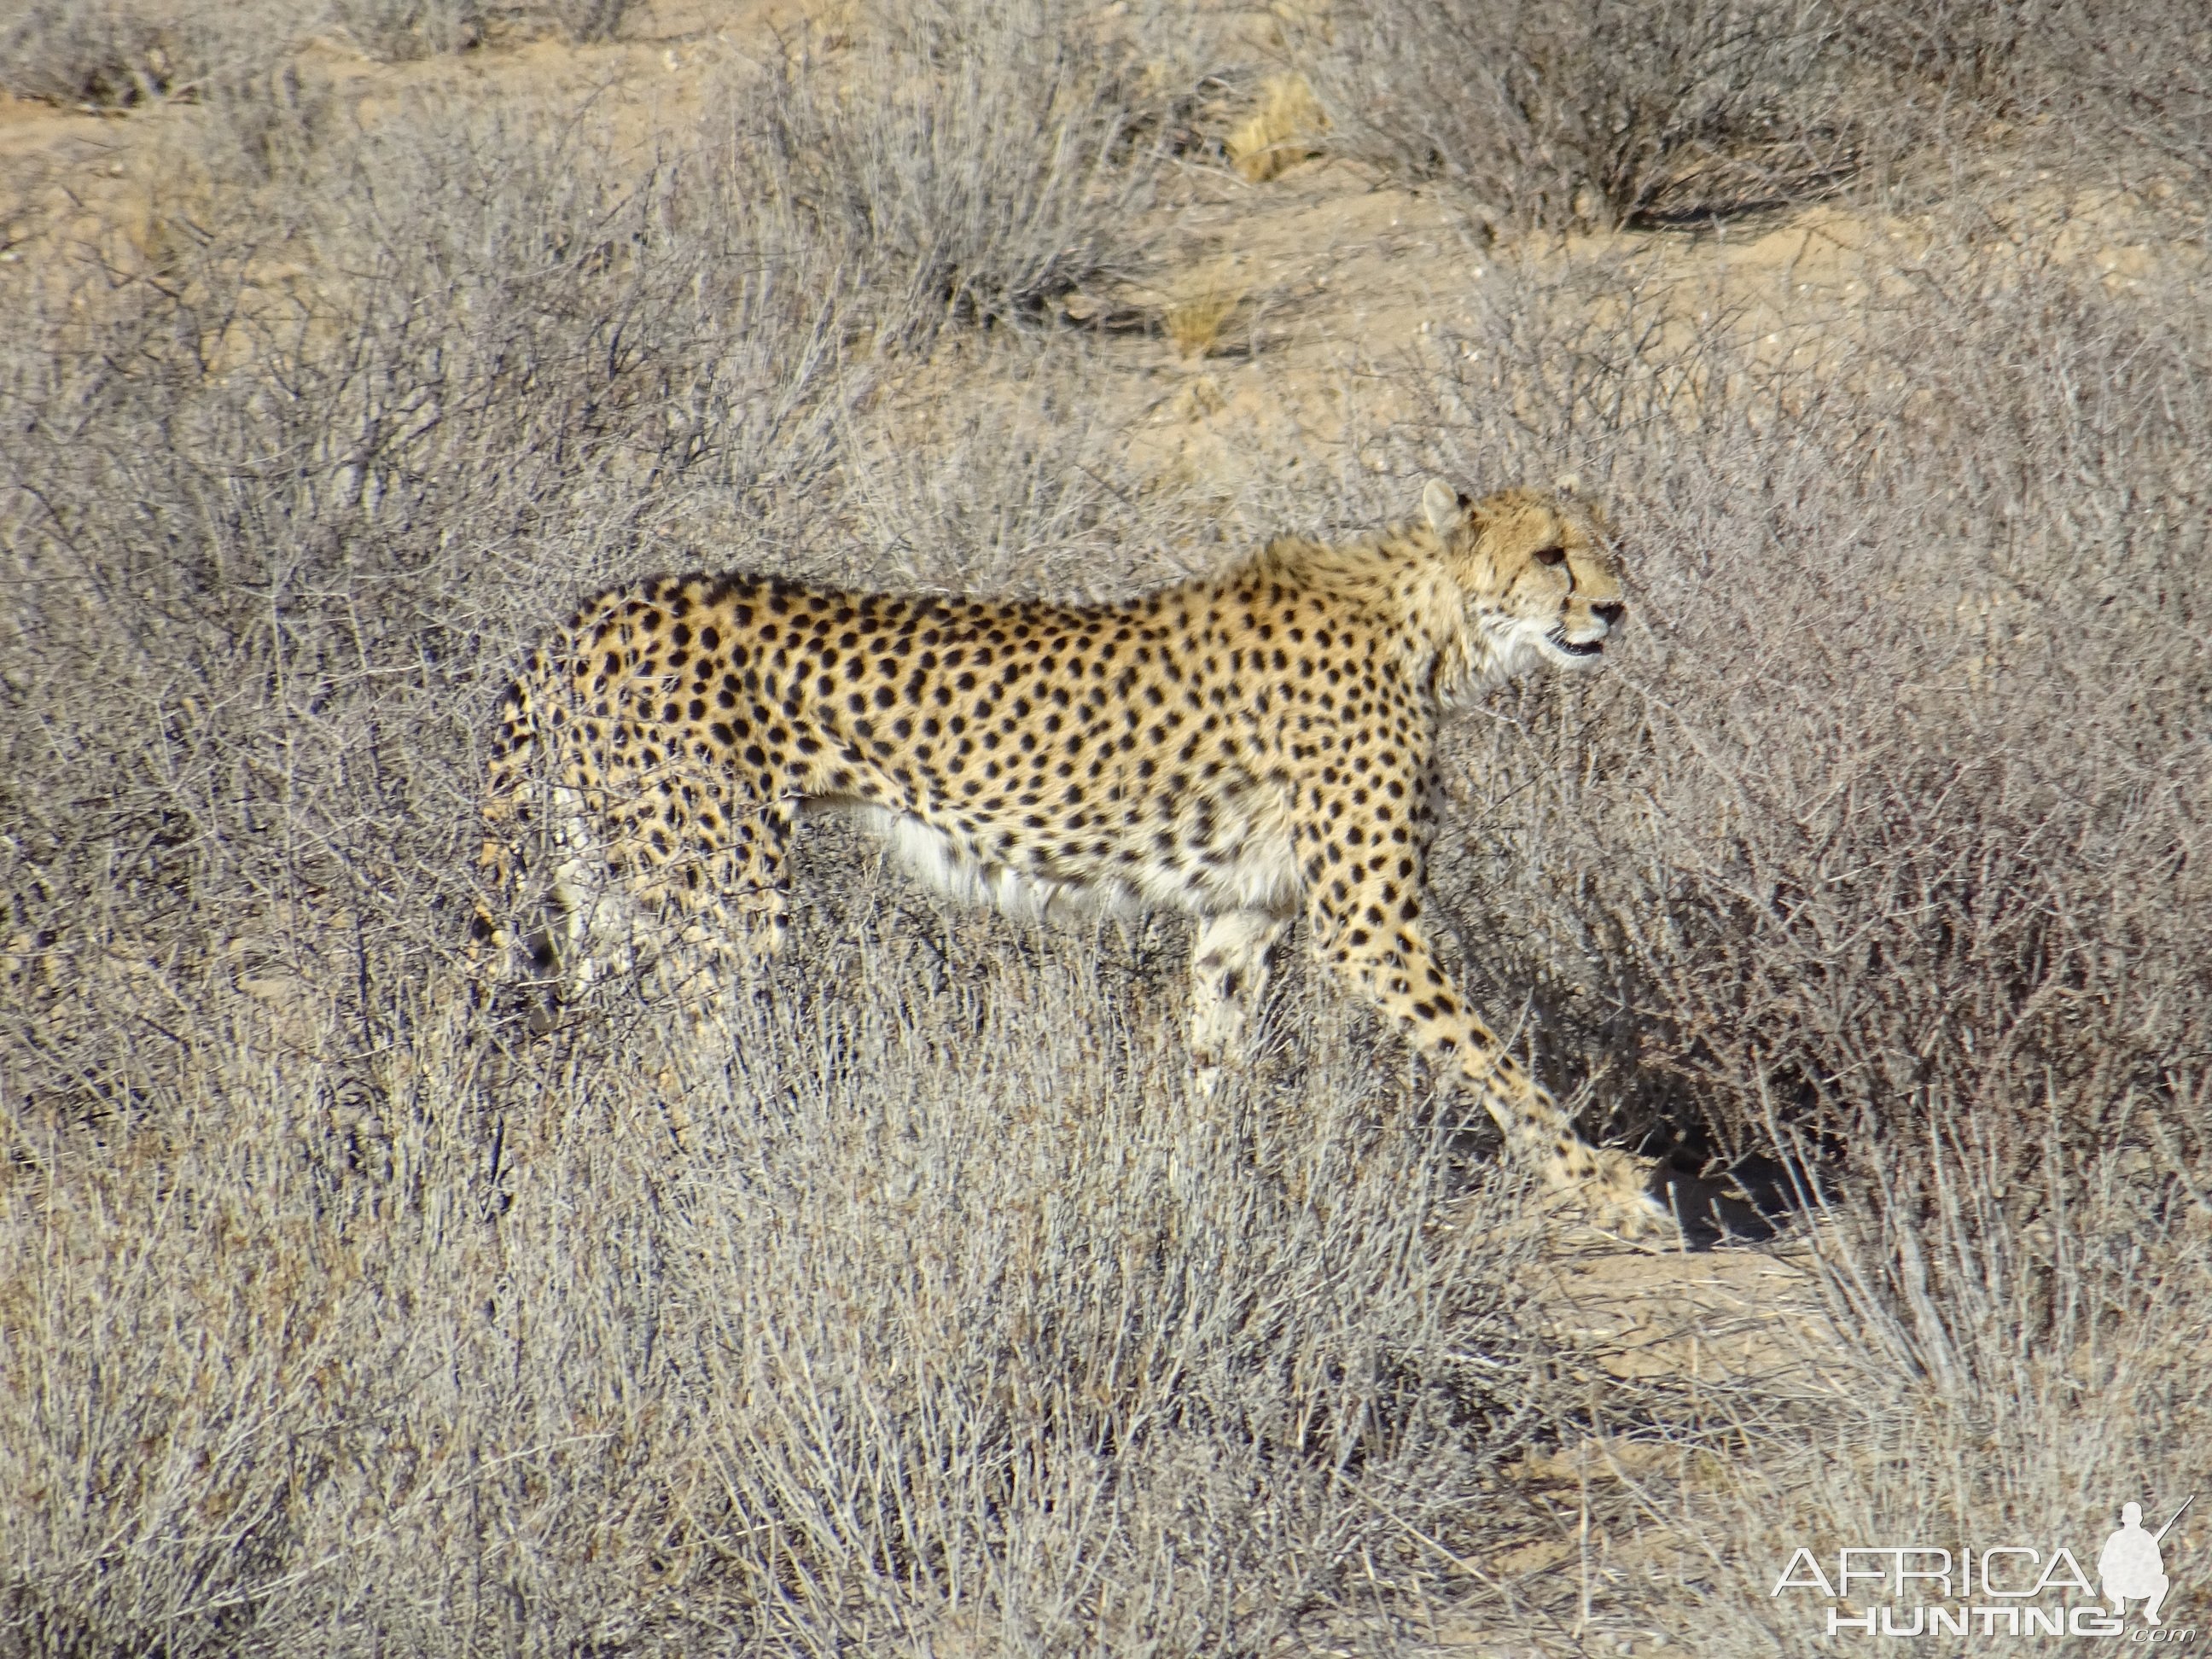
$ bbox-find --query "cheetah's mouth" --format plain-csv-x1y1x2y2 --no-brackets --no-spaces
1547,627,1606,659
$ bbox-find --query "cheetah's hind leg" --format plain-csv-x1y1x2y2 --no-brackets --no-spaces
602,775,796,1028
500,782,649,1033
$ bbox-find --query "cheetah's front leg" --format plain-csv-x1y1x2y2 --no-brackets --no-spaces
1302,860,1669,1239
1189,907,1293,1095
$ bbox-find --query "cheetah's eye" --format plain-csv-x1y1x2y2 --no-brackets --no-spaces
1534,545,1567,567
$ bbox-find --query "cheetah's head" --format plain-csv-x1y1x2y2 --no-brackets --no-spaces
1422,478,1627,690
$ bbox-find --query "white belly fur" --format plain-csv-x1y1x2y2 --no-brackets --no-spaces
808,798,1301,923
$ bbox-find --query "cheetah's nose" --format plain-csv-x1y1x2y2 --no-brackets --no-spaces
1592,602,1626,631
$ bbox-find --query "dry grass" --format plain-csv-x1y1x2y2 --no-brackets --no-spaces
3,1,2210,1653
2,946,1552,1653
1224,73,1324,184
1161,255,1247,359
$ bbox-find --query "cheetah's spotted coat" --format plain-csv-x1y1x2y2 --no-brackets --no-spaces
478,480,1665,1236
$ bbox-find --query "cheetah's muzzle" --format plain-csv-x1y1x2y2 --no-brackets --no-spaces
1548,629,1606,657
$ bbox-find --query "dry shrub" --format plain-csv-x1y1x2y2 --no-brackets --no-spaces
745,0,1167,352
833,364,1212,595
1313,0,1860,228
1335,219,2212,1646
1560,1134,2212,1656
1840,0,2212,183
325,0,486,57
0,88,858,1126
1377,222,2212,1365
0,957,1549,1654
0,0,297,105
0,0,640,96
1316,0,2209,225
329,0,638,56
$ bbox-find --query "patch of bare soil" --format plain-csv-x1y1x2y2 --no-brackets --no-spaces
1524,1240,1837,1391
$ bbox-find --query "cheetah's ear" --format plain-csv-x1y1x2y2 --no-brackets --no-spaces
1421,478,1464,535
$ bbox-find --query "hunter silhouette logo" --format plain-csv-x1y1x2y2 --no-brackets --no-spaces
1770,1494,2195,1639
2100,1497,2191,1628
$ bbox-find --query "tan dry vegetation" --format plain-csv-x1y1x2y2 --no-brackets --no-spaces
3,0,2211,1654
1223,73,1324,185
1161,253,1247,358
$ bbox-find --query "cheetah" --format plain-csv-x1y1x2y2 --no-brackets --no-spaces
476,480,1668,1237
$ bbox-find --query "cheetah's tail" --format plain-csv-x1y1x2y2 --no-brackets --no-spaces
467,676,538,1004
